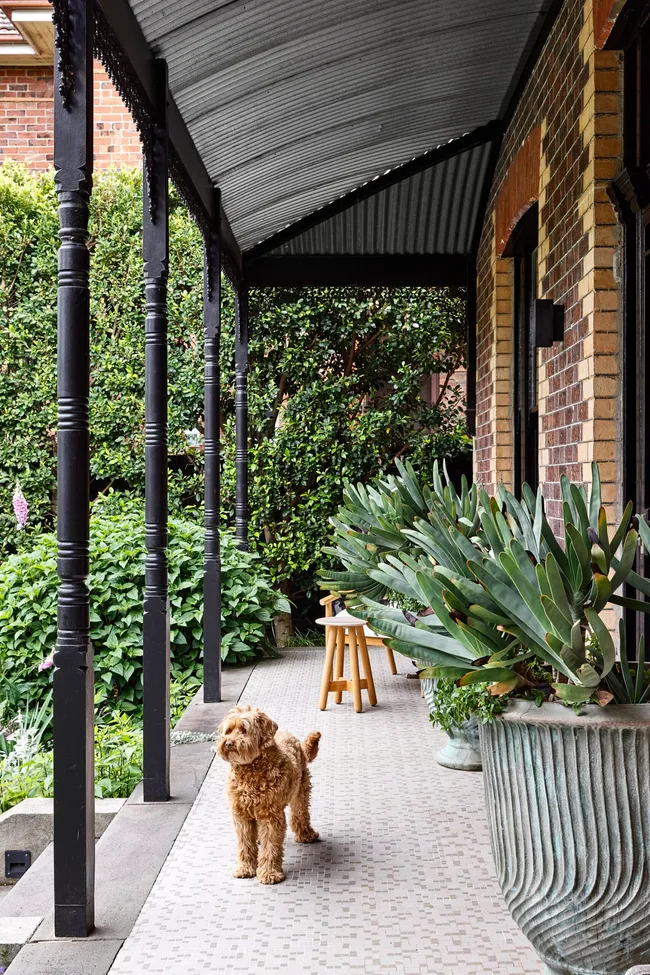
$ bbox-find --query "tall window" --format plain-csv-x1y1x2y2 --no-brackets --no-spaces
611,6,650,650
508,205,539,495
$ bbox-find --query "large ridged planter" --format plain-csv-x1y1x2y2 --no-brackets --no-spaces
420,672,482,771
480,701,650,975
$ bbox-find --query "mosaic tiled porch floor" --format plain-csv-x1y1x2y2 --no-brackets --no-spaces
109,648,540,975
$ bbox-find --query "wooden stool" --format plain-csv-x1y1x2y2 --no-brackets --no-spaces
319,593,397,676
315,611,377,712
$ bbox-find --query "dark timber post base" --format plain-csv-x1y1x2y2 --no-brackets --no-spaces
235,287,249,550
203,192,222,703
142,59,170,803
52,0,95,938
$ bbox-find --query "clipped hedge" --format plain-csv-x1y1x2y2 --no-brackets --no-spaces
0,161,469,614
0,510,288,717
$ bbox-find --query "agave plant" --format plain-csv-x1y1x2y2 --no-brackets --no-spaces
339,463,650,706
319,458,481,603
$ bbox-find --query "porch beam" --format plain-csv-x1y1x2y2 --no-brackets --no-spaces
52,0,95,938
244,255,470,288
142,58,170,803
235,288,249,550
203,191,222,703
94,0,242,285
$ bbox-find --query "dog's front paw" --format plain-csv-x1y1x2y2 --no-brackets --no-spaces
257,867,285,885
233,862,257,879
295,828,319,844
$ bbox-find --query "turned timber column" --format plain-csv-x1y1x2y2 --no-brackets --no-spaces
235,287,249,550
142,60,170,802
203,199,222,703
52,0,95,938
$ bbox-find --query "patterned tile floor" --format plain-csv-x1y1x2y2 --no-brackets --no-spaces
109,648,541,975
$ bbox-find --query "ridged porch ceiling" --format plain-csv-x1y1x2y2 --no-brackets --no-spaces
129,0,550,259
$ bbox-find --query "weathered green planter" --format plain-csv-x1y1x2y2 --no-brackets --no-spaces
420,673,482,772
480,701,650,975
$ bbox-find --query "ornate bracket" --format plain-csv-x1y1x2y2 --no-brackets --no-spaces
51,0,74,109
93,5,157,219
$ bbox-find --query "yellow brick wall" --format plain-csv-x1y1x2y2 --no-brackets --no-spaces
475,0,624,540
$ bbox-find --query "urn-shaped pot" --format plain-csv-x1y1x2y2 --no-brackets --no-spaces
480,701,650,975
421,674,482,771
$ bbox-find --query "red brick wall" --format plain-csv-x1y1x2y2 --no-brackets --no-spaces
594,0,626,47
0,61,141,169
495,126,541,257
474,0,623,531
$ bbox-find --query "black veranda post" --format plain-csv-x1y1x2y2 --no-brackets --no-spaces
52,0,96,938
203,200,222,704
142,59,171,804
235,287,249,550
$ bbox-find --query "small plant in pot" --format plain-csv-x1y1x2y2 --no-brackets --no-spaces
354,463,650,975
422,677,507,771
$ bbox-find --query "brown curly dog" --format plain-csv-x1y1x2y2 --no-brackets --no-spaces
217,705,321,885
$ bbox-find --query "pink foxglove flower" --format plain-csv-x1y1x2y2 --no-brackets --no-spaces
38,656,54,673
12,485,28,530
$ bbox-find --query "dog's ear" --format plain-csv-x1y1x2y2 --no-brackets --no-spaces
256,710,278,746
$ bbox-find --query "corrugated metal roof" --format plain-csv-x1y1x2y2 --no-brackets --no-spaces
127,0,547,254
265,141,493,258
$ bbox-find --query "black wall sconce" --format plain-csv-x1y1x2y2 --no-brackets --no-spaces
534,298,564,347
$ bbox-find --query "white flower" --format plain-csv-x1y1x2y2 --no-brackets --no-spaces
184,428,202,448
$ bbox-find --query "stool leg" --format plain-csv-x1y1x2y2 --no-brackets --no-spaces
349,629,363,713
334,627,345,704
358,629,377,706
386,645,398,675
319,627,337,710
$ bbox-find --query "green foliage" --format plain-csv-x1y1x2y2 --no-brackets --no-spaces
170,677,202,725
0,711,144,812
425,678,507,734
0,692,52,759
0,163,209,553
329,460,650,708
320,458,479,602
232,287,469,598
93,712,143,799
0,162,469,607
0,509,288,717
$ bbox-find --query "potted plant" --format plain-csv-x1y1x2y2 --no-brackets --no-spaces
352,464,650,975
320,461,485,761
422,677,507,771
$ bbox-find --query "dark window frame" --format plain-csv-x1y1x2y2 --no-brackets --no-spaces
610,2,650,655
505,204,540,496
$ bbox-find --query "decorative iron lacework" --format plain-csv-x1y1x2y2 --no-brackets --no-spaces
169,146,216,295
51,0,74,108
93,4,157,219
91,7,228,289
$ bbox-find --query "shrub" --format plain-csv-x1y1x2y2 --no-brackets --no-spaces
426,678,507,735
0,711,145,812
0,509,288,717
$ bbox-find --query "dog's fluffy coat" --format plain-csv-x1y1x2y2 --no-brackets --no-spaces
217,705,321,884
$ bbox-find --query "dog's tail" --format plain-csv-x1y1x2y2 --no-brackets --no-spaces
302,731,321,763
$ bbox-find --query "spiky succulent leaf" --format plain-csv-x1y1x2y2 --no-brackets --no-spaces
589,462,602,528
585,607,615,679
609,529,639,594
552,683,594,704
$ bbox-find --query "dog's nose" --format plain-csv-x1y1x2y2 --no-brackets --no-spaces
225,740,236,750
